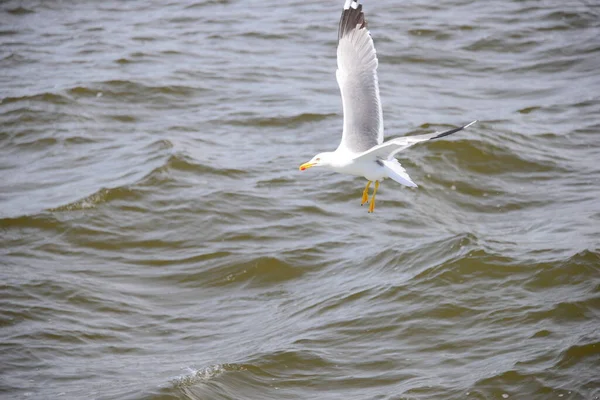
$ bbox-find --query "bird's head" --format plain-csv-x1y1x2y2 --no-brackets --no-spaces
299,152,335,171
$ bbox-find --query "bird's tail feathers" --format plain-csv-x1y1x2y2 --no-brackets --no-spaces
381,159,417,188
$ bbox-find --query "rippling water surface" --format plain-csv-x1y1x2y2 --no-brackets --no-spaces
2,0,599,399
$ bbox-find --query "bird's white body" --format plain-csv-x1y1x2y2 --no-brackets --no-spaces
299,0,476,211
322,151,387,181
332,158,385,182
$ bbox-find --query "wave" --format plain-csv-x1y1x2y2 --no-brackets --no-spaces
67,80,210,100
162,153,246,177
1,80,210,109
438,138,565,175
1,144,252,221
5,6,35,15
1,213,66,232
141,255,309,289
47,186,138,212
166,351,334,399
0,92,75,106
225,113,336,128
172,364,247,388
39,151,244,213
184,1,236,10
469,369,576,399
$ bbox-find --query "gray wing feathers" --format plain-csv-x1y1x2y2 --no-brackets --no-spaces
336,1,383,154
359,121,478,160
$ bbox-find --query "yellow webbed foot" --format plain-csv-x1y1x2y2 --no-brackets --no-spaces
361,181,372,206
368,181,380,213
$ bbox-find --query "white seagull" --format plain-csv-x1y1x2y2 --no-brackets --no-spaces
299,0,476,212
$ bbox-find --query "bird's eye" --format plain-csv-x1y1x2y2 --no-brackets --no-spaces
316,158,321,161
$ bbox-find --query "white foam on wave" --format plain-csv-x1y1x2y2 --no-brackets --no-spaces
171,364,246,388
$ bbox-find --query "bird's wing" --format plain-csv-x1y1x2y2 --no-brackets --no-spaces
335,0,383,154
357,121,477,160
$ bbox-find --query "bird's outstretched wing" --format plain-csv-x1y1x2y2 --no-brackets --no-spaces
336,0,383,154
359,121,478,160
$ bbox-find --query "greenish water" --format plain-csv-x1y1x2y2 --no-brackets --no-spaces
1,1,599,399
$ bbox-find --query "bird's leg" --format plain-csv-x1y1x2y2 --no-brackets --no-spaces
361,181,372,206
368,181,380,213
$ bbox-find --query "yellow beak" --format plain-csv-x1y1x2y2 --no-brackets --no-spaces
299,162,315,171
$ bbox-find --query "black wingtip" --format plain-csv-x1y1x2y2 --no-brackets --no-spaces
338,1,367,41
431,120,477,140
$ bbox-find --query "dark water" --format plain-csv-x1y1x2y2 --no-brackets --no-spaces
1,0,599,399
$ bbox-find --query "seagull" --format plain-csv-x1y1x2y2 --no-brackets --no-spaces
299,0,476,212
